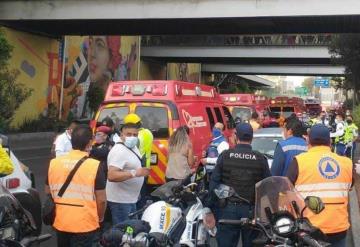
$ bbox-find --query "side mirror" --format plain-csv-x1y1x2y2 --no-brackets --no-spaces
305,196,325,214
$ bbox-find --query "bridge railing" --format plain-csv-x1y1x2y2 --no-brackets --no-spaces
141,34,333,47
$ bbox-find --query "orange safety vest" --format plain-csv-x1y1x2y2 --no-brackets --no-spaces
295,146,352,234
48,150,100,233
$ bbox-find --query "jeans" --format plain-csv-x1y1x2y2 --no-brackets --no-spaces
108,201,136,225
335,143,346,156
56,229,97,247
216,203,257,247
328,236,346,247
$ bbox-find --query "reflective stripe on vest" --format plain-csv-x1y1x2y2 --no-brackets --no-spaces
282,145,307,152
295,146,352,234
48,151,100,233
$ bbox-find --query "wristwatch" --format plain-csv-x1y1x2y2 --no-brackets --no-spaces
130,170,137,178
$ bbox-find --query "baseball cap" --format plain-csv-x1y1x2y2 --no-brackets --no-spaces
236,123,253,141
96,125,112,134
309,124,330,145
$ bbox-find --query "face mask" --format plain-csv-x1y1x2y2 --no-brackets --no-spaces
95,134,106,144
346,119,352,124
212,128,222,138
124,136,138,149
335,119,339,124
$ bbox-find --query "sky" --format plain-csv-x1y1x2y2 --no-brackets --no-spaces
285,76,308,87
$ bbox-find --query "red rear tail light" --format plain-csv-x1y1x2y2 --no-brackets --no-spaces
6,178,20,189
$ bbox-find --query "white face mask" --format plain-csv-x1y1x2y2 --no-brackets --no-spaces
124,136,138,149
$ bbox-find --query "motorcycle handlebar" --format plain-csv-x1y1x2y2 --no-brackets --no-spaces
218,218,250,226
298,233,324,247
129,207,147,218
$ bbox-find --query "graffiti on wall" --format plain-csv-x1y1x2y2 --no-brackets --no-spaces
64,36,139,119
167,63,201,83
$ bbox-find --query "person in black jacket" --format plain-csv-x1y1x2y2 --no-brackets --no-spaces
210,123,271,247
90,125,113,179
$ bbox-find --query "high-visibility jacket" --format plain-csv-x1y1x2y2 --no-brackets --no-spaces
138,128,153,168
48,150,100,233
344,123,358,144
295,146,352,234
0,144,14,176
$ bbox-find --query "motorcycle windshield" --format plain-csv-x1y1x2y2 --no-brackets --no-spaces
0,184,21,210
151,180,183,200
255,176,305,223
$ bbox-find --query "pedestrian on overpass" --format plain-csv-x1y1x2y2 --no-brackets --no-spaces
331,114,347,156
271,117,307,176
209,123,271,247
286,124,352,247
45,125,107,247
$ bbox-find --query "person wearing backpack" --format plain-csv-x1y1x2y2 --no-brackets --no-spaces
201,122,229,173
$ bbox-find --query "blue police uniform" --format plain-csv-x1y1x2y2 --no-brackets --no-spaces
271,136,307,176
209,123,271,247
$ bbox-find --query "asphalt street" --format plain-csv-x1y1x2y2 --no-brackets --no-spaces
12,142,355,247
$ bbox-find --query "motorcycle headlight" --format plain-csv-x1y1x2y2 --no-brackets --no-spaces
274,217,294,235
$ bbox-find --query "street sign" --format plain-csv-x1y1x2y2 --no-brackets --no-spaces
314,78,330,88
295,87,308,96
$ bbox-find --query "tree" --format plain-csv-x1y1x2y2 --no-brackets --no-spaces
302,77,314,95
329,34,360,105
0,29,33,131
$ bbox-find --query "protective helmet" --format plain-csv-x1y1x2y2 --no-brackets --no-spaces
124,113,141,124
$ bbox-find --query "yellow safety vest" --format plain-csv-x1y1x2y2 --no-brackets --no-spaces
295,146,352,234
48,150,100,233
0,144,14,175
138,128,154,168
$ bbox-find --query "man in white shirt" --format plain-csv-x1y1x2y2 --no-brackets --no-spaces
53,120,79,157
330,114,346,156
201,122,229,172
106,116,150,224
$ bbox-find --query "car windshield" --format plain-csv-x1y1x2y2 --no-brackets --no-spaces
232,107,252,122
252,136,282,157
97,106,129,129
255,177,305,223
135,106,169,139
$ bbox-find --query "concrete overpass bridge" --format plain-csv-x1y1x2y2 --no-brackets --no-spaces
1,0,360,36
141,34,345,76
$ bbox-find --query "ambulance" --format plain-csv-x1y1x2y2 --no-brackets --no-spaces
92,81,235,186
268,96,305,118
220,94,255,122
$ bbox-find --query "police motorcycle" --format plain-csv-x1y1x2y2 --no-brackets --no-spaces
101,168,216,247
216,176,330,247
0,183,51,247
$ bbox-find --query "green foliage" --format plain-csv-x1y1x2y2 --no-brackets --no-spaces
0,29,33,131
87,84,105,115
352,104,360,128
0,69,33,131
0,28,12,68
329,34,360,103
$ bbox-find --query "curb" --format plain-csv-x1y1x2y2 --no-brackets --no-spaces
7,132,56,142
349,189,360,247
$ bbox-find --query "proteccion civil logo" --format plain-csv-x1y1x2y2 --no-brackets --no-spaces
318,157,340,179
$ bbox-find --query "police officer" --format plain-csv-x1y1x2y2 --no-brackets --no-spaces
344,115,358,160
330,114,346,156
210,123,271,247
286,124,352,247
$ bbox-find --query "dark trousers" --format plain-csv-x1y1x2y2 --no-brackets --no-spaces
216,203,257,247
56,229,98,247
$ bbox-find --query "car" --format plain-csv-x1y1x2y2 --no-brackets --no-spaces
0,134,42,235
252,128,284,168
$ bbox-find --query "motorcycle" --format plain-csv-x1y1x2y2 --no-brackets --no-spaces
216,176,330,247
101,169,216,247
0,183,51,246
